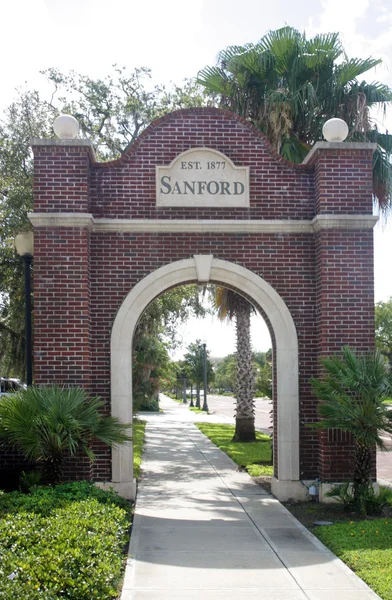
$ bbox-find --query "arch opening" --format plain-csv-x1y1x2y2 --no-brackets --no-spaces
110,257,302,501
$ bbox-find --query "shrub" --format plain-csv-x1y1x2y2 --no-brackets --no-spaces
19,470,42,492
0,482,130,599
138,398,160,412
326,482,392,516
0,480,130,517
0,385,132,484
311,347,392,500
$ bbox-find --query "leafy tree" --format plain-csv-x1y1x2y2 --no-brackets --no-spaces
254,350,273,399
215,287,256,442
197,26,392,211
43,67,211,160
159,359,181,394
214,350,272,398
0,68,209,379
0,385,132,484
132,336,169,412
0,91,57,377
310,347,392,502
183,340,214,408
132,286,208,411
375,297,392,366
214,354,237,393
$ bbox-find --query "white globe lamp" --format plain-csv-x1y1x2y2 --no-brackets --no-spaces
322,118,349,142
15,231,34,257
53,115,80,139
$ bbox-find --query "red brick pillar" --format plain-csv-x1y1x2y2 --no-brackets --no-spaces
304,142,377,483
30,140,94,390
30,140,95,480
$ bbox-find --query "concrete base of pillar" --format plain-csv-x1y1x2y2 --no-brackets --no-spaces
271,478,309,501
95,479,137,500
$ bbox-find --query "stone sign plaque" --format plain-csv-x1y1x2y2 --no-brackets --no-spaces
156,148,249,207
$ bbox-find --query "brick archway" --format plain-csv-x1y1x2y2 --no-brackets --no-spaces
110,257,299,500
22,106,378,502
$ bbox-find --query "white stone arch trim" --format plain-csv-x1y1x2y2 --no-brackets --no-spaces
110,257,300,500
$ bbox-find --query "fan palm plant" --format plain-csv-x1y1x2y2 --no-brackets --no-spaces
311,347,392,500
0,385,132,484
215,287,256,442
197,26,392,211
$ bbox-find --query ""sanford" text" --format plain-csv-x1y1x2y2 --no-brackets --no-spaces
160,176,245,196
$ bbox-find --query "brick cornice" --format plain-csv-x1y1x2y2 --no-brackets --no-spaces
28,213,378,233
312,214,378,231
29,213,94,230
302,141,377,166
31,138,97,162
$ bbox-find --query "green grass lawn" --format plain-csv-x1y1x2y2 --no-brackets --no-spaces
314,519,392,600
195,422,273,476
133,419,146,478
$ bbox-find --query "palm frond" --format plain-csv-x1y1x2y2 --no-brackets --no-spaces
353,81,392,105
280,135,311,163
372,147,392,211
311,347,392,448
197,26,392,211
0,385,132,481
373,132,392,153
196,67,229,95
303,32,343,65
216,44,253,65
336,58,383,86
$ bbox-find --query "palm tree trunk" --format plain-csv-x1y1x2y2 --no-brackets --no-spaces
233,295,256,442
43,455,64,485
353,442,373,499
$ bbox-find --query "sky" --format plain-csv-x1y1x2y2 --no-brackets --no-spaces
1,0,391,358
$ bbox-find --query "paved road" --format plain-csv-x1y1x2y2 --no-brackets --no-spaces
377,435,392,485
204,394,272,433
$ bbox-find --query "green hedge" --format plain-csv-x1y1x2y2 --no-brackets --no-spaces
0,482,131,599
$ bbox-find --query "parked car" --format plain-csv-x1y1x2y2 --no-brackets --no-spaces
0,378,26,397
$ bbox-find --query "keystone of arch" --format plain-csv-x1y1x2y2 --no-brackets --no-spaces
110,256,300,499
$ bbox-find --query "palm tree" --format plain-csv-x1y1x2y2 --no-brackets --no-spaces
311,347,392,499
197,26,392,211
0,385,132,484
183,340,214,409
215,287,256,442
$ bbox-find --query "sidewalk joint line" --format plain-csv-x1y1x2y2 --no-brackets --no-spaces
184,423,309,594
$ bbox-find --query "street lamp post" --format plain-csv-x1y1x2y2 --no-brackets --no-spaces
202,342,209,412
14,232,34,387
180,370,187,404
190,383,194,407
183,376,187,404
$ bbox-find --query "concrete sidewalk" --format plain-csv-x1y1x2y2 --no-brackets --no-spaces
121,396,380,599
